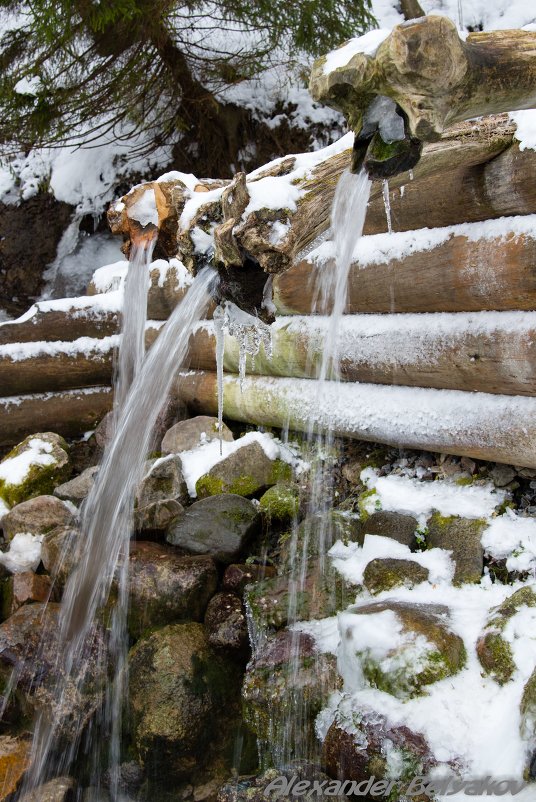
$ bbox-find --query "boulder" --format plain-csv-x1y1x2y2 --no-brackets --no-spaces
0,433,71,506
134,498,184,533
278,511,362,571
243,630,341,754
427,513,485,585
0,603,106,740
361,511,419,548
339,600,466,699
196,441,291,499
161,415,233,455
362,558,429,595
204,592,248,654
477,587,536,684
217,765,348,802
222,563,277,595
259,483,300,523
54,466,98,504
323,711,436,793
126,542,218,638
2,495,73,540
3,571,55,616
0,735,31,801
128,622,239,780
166,495,260,563
135,455,188,532
40,526,80,588
18,777,76,802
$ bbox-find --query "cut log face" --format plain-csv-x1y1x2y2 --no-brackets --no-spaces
310,17,536,143
175,370,536,468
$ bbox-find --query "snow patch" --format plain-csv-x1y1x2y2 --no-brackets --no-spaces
322,30,391,74
0,533,44,573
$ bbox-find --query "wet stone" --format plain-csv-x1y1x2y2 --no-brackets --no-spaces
363,558,429,594
222,563,276,595
161,415,233,455
54,466,98,504
204,591,248,654
361,510,418,547
2,495,73,540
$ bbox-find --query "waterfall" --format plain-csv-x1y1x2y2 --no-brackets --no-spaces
20,268,218,797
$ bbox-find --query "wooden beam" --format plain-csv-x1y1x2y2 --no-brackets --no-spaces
175,370,536,468
273,223,536,314
0,302,119,345
0,387,112,447
186,313,536,397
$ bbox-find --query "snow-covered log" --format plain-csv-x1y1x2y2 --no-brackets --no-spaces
185,312,536,397
310,17,536,143
0,387,112,447
0,299,119,345
273,216,536,315
175,370,536,468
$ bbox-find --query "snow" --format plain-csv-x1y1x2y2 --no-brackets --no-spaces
360,467,505,521
88,262,128,294
14,76,41,96
244,176,302,216
322,29,391,74
0,498,10,523
174,430,300,497
0,335,119,363
42,231,123,301
0,533,44,573
510,110,536,152
0,437,56,486
126,187,158,228
482,511,536,574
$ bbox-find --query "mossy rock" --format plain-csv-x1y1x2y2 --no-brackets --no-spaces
357,488,382,523
427,513,486,585
341,600,466,699
361,510,419,548
0,433,70,506
195,441,291,499
363,558,429,595
259,483,299,523
277,510,362,571
477,587,536,684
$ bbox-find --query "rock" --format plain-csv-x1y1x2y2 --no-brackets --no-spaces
427,513,485,585
0,735,31,800
339,600,466,699
0,603,106,740
222,563,277,595
205,592,248,654
361,511,419,547
161,415,233,455
94,411,114,450
54,466,98,503
246,562,352,634
40,526,80,588
196,441,291,499
243,630,341,753
259,483,299,523
521,668,536,741
278,511,362,571
490,464,517,487
18,776,76,802
136,456,188,507
0,434,71,506
477,587,536,684
166,495,260,563
323,711,436,792
128,622,239,780
126,542,218,638
362,558,429,595
217,765,348,802
3,571,55,615
2,495,73,540
135,498,184,533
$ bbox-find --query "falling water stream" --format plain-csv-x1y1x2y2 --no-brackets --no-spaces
21,267,217,798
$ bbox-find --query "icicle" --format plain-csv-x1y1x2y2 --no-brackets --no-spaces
409,169,414,181
213,305,226,456
382,179,392,234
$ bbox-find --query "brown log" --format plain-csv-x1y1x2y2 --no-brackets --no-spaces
273,226,536,314
310,17,536,141
0,304,119,345
175,370,536,468
0,387,112,447
185,313,536,397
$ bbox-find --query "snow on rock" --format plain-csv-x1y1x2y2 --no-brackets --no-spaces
0,437,55,485
126,187,158,228
0,532,44,573
322,29,391,75
482,511,536,573
360,467,505,522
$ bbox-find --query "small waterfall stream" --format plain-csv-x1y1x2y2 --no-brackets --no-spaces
21,268,218,797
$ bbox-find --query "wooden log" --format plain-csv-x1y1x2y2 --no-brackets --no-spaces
175,370,536,468
186,312,536,397
0,302,119,346
0,387,112,447
273,220,536,314
310,17,536,142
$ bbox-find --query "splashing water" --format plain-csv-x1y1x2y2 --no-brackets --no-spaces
382,179,393,235
20,268,217,797
114,237,156,411
213,301,272,452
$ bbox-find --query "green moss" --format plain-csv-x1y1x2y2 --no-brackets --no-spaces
0,434,70,505
259,483,299,523
478,632,515,684
357,488,380,522
195,474,225,497
455,476,474,486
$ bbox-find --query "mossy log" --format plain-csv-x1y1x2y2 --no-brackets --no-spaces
184,313,536,397
175,370,536,468
273,225,536,314
0,388,112,447
310,17,536,141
